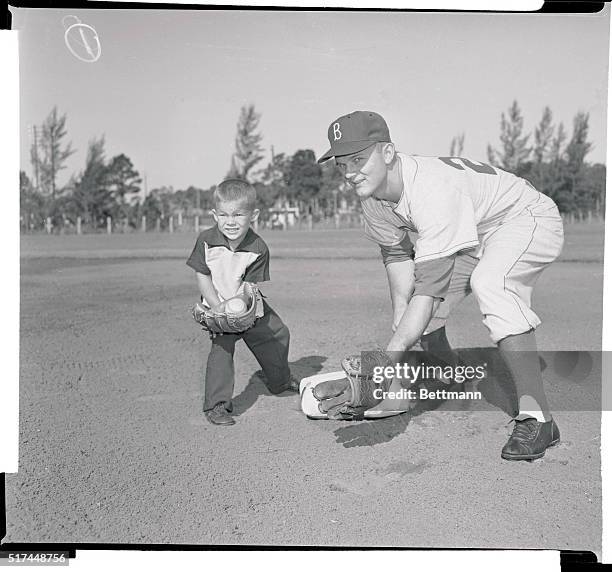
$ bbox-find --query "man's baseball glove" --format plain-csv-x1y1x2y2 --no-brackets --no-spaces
312,350,394,420
192,282,261,336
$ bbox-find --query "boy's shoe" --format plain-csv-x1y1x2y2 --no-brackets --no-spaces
501,417,560,461
205,404,236,426
268,373,300,394
287,374,300,392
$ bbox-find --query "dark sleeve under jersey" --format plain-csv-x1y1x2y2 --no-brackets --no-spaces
379,233,415,266
185,233,211,275
243,241,270,283
413,255,456,300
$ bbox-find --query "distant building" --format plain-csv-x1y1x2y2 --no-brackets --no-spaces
268,206,300,229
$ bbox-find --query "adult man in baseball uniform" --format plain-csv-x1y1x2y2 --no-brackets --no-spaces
317,111,564,461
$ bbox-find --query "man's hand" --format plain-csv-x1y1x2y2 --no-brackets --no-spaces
312,352,396,420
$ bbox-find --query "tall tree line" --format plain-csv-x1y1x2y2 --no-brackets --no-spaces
21,101,605,233
226,104,355,221
484,101,605,218
23,108,144,231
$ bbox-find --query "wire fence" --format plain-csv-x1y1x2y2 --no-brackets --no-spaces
19,208,604,235
19,211,369,235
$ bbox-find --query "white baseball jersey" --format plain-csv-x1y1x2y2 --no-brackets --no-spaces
362,153,550,263
362,152,564,342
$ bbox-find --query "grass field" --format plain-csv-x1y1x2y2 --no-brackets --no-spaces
6,223,604,551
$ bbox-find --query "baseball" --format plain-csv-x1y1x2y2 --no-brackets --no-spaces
225,297,247,314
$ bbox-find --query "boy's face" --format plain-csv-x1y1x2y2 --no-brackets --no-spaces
212,199,259,243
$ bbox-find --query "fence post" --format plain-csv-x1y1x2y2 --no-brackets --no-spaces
195,215,199,233
334,213,340,229
106,216,112,234
178,212,183,227
46,217,52,234
77,216,82,235
141,215,146,232
307,213,313,231
169,216,174,234
156,217,161,232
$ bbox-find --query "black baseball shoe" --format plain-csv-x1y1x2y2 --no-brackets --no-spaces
501,417,560,461
269,373,300,394
287,373,300,392
205,404,236,426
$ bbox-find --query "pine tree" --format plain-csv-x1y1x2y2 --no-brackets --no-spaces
533,107,554,164
37,106,75,199
106,154,142,227
487,100,531,173
534,121,566,204
285,149,322,215
565,112,592,174
550,122,567,164
72,137,112,226
530,107,554,190
20,171,45,230
565,112,594,216
227,104,264,182
258,151,290,210
449,133,465,157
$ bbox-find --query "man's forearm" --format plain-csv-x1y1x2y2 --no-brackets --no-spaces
386,295,436,352
385,259,416,327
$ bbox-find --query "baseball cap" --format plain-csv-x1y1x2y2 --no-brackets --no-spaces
317,111,391,163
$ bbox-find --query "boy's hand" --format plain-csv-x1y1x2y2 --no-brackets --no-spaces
191,282,261,336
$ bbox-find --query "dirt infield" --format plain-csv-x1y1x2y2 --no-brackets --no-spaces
6,225,603,551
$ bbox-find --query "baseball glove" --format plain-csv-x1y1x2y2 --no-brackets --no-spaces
312,350,395,420
192,282,261,336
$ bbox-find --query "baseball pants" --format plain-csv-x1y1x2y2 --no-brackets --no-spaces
203,300,291,412
425,199,564,343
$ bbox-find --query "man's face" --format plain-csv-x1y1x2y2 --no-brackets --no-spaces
334,143,388,199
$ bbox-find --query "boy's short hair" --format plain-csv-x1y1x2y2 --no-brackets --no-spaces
213,179,257,210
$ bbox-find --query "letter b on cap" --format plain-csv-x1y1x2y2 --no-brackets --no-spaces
333,122,342,141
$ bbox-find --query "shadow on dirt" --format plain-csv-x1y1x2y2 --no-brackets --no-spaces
332,347,540,448
232,355,327,416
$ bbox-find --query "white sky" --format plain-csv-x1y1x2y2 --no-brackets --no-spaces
12,5,610,192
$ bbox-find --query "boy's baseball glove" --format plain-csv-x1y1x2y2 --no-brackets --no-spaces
192,282,261,336
312,350,394,420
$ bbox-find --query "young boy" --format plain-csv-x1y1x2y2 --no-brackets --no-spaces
186,179,298,426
